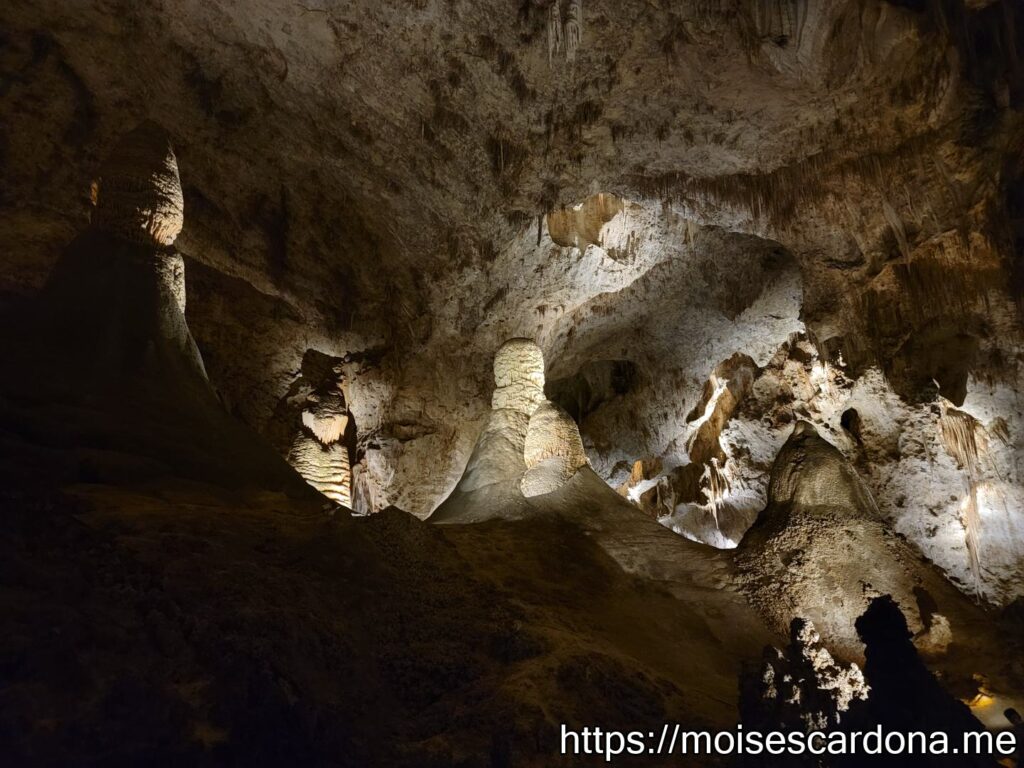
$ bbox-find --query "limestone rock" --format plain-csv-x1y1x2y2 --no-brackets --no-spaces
735,421,992,662
302,391,350,446
491,338,546,415
740,617,868,734
92,121,184,248
521,400,588,497
287,431,352,507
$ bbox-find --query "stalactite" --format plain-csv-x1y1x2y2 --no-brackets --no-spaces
939,399,989,599
881,198,911,261
701,458,730,528
547,1,563,66
960,483,983,599
939,401,985,481
352,462,374,516
564,0,583,64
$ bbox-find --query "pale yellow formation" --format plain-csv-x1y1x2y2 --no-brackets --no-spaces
302,391,349,446
491,338,546,414
287,432,352,507
521,400,588,497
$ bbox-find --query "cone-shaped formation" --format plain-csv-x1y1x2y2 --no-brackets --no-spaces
38,122,203,387
0,122,312,495
92,120,184,247
736,421,992,663
432,338,590,519
521,400,588,497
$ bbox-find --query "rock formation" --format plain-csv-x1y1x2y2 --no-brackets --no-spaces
521,400,588,497
740,617,868,734
564,0,583,63
288,390,353,507
37,121,206,388
2,2,1024,763
90,120,185,248
854,596,994,768
734,420,994,665
432,338,590,518
1,121,312,494
3,4,1023,593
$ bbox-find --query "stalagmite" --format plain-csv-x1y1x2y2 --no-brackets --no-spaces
521,400,588,497
91,120,185,248
289,390,353,506
433,338,592,516
491,338,546,415
735,421,987,661
38,120,205,384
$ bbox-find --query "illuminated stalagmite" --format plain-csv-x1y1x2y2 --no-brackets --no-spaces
13,121,313,493
288,391,353,506
91,120,185,248
40,121,205,385
432,338,589,518
521,400,588,497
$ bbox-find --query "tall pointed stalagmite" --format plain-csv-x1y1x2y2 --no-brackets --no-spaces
1,121,313,494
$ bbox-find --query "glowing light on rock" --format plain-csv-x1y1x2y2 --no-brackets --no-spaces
91,121,184,247
288,392,353,507
810,360,830,394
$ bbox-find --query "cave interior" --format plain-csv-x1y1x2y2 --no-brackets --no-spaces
2,0,1024,766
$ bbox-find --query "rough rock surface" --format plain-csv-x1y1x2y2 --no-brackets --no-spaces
91,120,185,247
521,400,588,497
740,617,868,734
1,1,1023,604
734,421,1002,671
491,338,547,414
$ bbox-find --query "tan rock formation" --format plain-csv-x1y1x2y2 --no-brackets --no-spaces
287,431,352,507
491,338,546,415
740,617,868,734
735,421,992,666
91,121,184,248
521,400,588,497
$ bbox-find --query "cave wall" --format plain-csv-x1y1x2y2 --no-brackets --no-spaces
2,0,1022,603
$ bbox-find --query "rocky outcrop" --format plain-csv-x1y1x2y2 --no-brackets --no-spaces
740,617,868,734
734,421,992,663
